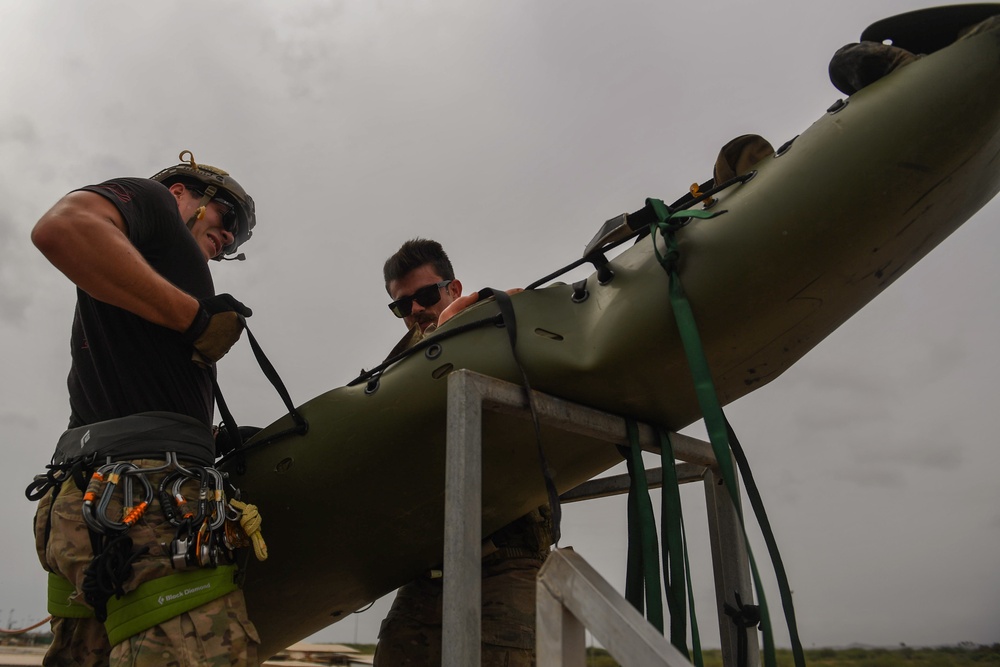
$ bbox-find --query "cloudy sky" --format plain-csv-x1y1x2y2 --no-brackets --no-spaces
1,0,997,651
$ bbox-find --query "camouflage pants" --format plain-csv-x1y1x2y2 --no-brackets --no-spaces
33,462,259,667
373,557,543,667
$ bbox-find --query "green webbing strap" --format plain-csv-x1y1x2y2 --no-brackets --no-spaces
622,420,664,633
659,430,691,659
623,462,644,612
621,424,704,664
725,417,805,667
49,566,238,646
619,462,646,616
679,505,704,667
646,199,741,500
648,198,805,667
104,565,238,646
47,572,94,619
651,204,778,666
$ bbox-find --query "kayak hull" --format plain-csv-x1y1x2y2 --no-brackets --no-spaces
225,8,1000,658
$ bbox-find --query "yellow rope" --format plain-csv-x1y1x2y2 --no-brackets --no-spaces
229,499,268,561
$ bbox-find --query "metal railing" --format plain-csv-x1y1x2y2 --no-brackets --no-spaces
441,370,758,667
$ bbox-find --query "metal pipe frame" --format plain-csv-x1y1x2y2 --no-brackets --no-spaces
442,369,758,667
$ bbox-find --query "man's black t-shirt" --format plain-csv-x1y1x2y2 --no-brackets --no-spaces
66,177,215,428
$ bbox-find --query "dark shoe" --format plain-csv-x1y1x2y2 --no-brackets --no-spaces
713,134,775,184
829,41,921,96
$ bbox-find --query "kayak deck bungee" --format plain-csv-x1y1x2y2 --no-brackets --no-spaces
223,6,1000,658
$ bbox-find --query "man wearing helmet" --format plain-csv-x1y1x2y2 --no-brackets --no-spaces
29,152,260,666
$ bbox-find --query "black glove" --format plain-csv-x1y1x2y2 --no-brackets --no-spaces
183,294,253,366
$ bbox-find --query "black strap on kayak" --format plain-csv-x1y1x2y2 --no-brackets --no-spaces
486,288,563,546
244,323,307,433
525,173,755,291
213,320,308,469
347,314,504,387
725,592,762,667
724,415,802,664
647,196,805,667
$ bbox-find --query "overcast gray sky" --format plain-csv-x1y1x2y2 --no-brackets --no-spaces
1,0,997,651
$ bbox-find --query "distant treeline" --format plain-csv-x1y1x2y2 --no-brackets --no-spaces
5,635,998,665
581,644,1000,667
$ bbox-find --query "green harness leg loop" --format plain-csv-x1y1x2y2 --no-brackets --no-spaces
104,565,239,645
47,572,94,619
648,200,805,667
48,565,239,646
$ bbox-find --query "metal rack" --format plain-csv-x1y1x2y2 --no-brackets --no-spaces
441,370,758,667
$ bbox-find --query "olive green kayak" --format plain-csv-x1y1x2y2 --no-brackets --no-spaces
224,5,1000,658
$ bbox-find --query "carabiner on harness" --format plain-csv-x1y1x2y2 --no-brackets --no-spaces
82,462,154,535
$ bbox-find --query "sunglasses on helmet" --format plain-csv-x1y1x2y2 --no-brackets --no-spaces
388,280,453,318
187,185,238,234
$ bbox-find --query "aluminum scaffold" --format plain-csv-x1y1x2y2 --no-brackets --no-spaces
441,369,759,667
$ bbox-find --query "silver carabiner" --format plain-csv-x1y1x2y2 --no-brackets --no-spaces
81,463,117,535
203,467,230,530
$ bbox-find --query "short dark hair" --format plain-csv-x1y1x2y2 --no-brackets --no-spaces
383,238,455,291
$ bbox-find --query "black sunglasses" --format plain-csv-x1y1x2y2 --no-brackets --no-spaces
388,280,453,318
187,186,238,233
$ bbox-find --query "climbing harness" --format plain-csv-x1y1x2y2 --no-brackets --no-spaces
47,565,242,646
43,451,266,638
102,565,239,646
26,315,297,643
25,412,216,502
45,460,266,636
68,452,263,623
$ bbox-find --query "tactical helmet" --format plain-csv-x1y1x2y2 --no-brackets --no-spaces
150,150,256,259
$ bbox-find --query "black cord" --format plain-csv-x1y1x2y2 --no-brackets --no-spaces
81,533,149,622
724,591,762,667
